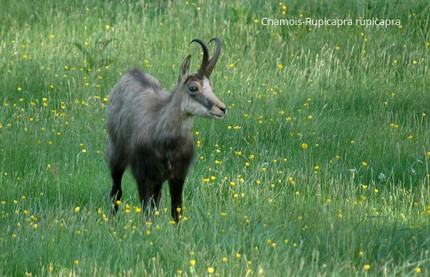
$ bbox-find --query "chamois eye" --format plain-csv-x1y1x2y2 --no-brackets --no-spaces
189,86,199,93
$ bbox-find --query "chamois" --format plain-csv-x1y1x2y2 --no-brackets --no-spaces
106,38,226,222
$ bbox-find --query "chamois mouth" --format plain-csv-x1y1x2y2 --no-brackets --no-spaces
210,106,226,119
211,112,225,119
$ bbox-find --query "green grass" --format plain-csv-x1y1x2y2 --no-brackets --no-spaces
1,0,430,276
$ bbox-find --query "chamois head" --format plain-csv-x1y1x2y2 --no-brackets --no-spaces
178,38,226,120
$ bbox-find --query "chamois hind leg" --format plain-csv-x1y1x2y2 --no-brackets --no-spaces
108,141,126,215
136,178,161,212
153,183,163,210
135,178,163,219
131,157,163,219
109,162,126,215
168,177,185,222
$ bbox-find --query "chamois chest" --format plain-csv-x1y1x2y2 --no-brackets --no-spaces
135,132,195,182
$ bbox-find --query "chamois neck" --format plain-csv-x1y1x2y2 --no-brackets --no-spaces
154,87,193,138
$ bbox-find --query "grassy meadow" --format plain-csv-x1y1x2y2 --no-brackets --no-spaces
1,0,430,276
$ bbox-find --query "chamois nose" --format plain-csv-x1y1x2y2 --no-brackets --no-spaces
220,106,227,115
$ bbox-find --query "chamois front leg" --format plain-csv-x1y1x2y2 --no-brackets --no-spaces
169,177,185,222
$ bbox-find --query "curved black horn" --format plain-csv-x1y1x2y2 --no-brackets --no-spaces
205,37,222,77
190,39,209,79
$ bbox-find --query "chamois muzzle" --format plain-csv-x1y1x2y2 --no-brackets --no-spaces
210,104,227,120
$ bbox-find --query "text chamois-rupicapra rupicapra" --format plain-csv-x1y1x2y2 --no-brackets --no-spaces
106,38,226,222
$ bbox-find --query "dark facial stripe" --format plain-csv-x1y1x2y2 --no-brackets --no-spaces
190,92,213,109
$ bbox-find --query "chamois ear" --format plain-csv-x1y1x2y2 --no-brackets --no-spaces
178,55,191,83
